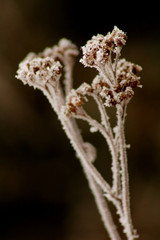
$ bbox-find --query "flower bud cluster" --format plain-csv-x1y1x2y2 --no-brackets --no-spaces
116,58,142,87
64,54,142,115
52,38,79,62
80,58,142,109
16,39,79,90
16,56,62,89
110,26,127,47
80,26,127,68
35,38,79,61
63,83,92,117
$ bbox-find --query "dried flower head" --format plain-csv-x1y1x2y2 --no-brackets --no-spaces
52,38,79,61
23,39,79,66
63,82,92,117
102,57,142,106
62,90,84,117
110,26,127,47
80,34,112,68
16,56,62,89
92,75,109,94
80,26,127,69
115,58,142,90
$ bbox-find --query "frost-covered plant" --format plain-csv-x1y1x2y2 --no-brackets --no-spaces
16,26,142,240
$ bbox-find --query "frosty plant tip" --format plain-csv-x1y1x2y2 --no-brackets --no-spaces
16,26,142,240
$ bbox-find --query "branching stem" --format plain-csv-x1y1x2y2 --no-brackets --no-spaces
16,27,142,240
45,84,121,240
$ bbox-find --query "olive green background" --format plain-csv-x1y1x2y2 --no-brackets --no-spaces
0,0,160,239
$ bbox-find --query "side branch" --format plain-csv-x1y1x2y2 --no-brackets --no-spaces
47,85,122,240
92,94,120,195
73,108,120,197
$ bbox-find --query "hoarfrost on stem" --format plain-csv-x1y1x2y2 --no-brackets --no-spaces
16,26,142,240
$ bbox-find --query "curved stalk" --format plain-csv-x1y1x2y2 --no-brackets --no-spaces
93,94,120,196
44,84,122,240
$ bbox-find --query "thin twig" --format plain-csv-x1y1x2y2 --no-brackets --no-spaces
92,94,120,195
46,85,122,240
45,85,112,195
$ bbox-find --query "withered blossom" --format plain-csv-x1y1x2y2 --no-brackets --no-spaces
16,57,62,89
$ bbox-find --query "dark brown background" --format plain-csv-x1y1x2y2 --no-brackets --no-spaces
0,0,160,239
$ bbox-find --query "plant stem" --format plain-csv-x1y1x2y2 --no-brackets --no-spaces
64,62,74,96
117,104,136,240
44,84,121,240
68,118,121,240
93,95,120,195
87,174,121,240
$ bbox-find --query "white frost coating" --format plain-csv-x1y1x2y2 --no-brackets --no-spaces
16,26,142,240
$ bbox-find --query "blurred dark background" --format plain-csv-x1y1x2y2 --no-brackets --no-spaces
0,0,160,239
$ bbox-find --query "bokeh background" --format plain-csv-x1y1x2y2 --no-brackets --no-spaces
0,0,160,239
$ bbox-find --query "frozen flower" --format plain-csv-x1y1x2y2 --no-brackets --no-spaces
80,34,112,68
91,57,142,107
124,86,134,98
63,89,86,117
63,83,92,117
80,26,127,69
92,75,109,94
115,58,142,91
76,82,92,95
104,94,114,107
26,39,79,64
16,56,62,89
92,75,103,93
52,38,79,60
110,26,127,47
